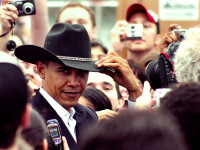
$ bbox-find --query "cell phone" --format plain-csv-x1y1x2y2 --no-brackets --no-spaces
126,24,143,40
155,88,171,107
47,119,64,150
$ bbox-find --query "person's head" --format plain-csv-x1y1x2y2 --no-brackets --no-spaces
56,2,97,40
91,39,108,60
174,26,200,83
160,82,200,150
87,72,124,111
22,109,48,150
15,23,104,111
127,59,146,87
141,51,160,67
0,62,30,148
80,110,188,150
79,87,112,111
125,3,160,53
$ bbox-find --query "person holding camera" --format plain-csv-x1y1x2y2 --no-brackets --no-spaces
110,3,161,63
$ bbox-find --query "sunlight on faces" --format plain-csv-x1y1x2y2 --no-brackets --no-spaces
39,61,89,109
91,46,106,60
125,12,159,52
87,72,119,111
58,7,96,40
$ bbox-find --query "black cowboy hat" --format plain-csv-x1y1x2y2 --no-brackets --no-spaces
14,23,105,72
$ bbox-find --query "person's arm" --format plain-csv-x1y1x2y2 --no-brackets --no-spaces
0,3,18,52
96,109,119,122
30,0,49,47
109,20,128,54
96,51,142,101
160,24,181,52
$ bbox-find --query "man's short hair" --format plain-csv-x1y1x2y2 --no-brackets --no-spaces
0,63,28,148
91,39,108,55
80,111,188,150
160,82,200,150
22,109,47,150
55,2,96,27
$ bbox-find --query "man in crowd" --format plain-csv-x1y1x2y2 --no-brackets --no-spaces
15,23,142,150
110,3,161,63
0,59,31,149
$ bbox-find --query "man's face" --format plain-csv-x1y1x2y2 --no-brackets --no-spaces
39,61,89,109
125,12,159,52
87,72,119,111
91,46,106,60
58,7,96,40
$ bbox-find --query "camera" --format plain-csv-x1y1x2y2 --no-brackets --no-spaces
8,0,36,16
145,29,187,90
126,24,143,40
47,119,64,150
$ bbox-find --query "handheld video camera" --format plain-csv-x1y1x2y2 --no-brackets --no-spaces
8,0,36,16
126,24,143,40
145,29,187,90
47,119,64,150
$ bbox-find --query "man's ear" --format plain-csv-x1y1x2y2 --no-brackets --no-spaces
91,26,98,40
21,103,32,129
36,61,46,79
154,34,161,46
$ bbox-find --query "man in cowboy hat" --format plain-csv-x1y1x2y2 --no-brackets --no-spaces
14,23,103,150
15,23,142,150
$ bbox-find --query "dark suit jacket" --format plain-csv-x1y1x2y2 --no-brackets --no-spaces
30,90,98,150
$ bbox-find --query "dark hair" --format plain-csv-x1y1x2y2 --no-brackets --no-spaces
83,87,112,111
91,39,108,55
22,109,47,150
55,2,96,27
80,111,188,150
127,59,146,85
0,63,28,148
160,82,200,150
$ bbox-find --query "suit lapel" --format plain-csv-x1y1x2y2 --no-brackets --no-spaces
31,91,79,150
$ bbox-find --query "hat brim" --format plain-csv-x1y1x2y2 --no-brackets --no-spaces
14,45,105,72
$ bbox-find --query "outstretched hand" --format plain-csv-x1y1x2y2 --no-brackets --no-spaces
0,3,18,32
135,81,156,111
160,24,181,52
96,51,142,101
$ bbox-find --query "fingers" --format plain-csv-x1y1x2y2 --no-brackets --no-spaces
62,136,70,150
0,4,18,30
168,24,181,32
95,51,125,67
96,109,119,122
142,81,151,96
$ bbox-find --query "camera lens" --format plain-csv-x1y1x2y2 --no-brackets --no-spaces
145,60,162,90
7,40,16,51
23,2,34,14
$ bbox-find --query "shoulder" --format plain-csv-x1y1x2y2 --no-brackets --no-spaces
75,103,98,122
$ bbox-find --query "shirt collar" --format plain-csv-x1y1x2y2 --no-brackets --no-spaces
39,87,76,120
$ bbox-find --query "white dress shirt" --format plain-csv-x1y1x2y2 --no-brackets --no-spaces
39,88,77,142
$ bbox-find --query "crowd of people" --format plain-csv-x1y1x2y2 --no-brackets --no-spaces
0,1,200,150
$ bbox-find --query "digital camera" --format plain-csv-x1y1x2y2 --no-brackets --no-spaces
8,0,36,16
126,24,143,40
145,29,187,90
